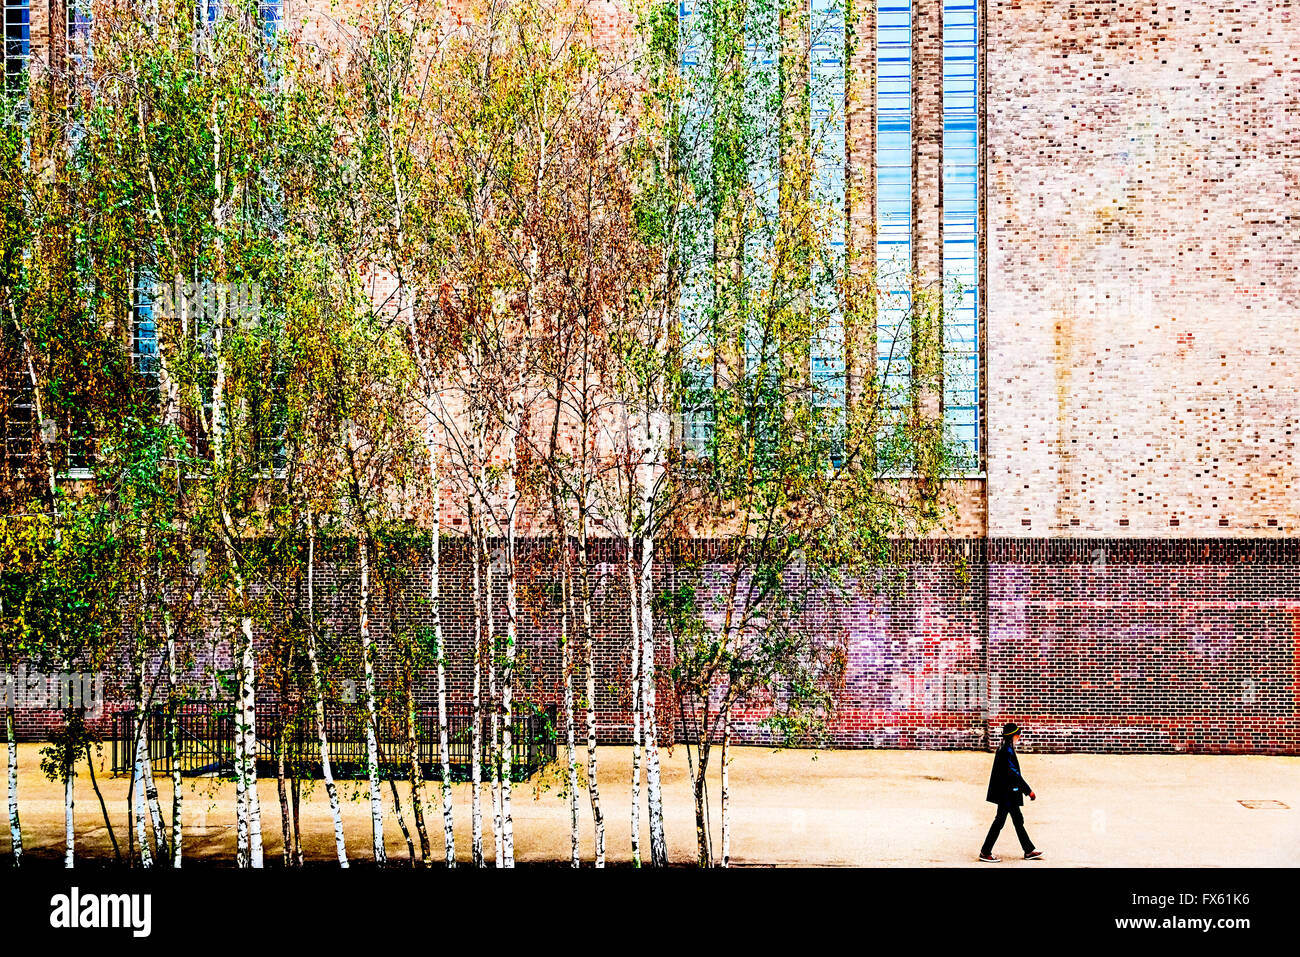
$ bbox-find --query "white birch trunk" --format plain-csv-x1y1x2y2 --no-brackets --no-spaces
132,728,153,869
63,769,74,868
306,517,348,866
165,623,182,866
500,447,521,867
495,94,546,869
358,534,386,864
277,724,293,867
233,706,248,866
5,689,21,865
131,650,154,869
579,511,605,867
486,552,503,867
208,86,261,869
470,519,485,867
211,356,262,867
136,583,168,864
561,548,579,867
428,443,455,866
721,714,731,867
626,538,642,866
640,423,668,866
237,614,263,867
141,743,167,862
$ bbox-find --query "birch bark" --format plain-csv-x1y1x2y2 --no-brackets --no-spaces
164,613,182,866
132,725,153,868
561,541,579,867
626,535,642,867
306,516,348,865
428,441,455,866
470,513,485,867
131,649,154,869
5,681,21,865
235,612,263,867
640,412,668,867
500,399,524,867
357,533,386,864
63,767,73,868
486,550,503,867
721,713,731,867
277,722,292,867
141,730,168,862
578,498,604,866
137,582,168,864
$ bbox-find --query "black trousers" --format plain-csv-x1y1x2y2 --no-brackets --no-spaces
981,802,1035,856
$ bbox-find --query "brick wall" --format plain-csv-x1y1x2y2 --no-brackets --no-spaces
709,538,1299,754
985,0,1300,538
13,536,1297,755
7,1,1297,755
986,538,1299,753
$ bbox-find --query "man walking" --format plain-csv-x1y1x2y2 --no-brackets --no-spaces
979,722,1044,862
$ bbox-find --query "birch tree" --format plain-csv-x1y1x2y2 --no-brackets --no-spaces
0,67,29,870
655,0,954,866
82,2,308,867
332,0,464,865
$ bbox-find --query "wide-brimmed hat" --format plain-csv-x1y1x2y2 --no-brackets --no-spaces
1001,722,1022,738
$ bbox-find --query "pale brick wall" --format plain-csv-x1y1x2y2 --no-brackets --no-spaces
985,0,1300,538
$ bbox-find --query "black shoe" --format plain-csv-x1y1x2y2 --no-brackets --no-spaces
1024,849,1043,860
979,853,1000,863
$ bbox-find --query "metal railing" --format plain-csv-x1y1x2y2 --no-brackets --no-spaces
111,701,557,783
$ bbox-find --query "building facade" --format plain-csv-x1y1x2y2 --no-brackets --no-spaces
4,0,1298,752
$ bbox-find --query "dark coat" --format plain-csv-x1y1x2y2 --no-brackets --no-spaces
986,743,1033,806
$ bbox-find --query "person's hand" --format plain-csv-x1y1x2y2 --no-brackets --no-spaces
1029,792,1036,801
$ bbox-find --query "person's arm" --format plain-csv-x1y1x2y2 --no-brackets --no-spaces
1008,752,1034,799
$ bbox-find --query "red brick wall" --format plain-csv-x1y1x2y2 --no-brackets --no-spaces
13,537,1297,755
986,538,1299,753
686,538,1299,754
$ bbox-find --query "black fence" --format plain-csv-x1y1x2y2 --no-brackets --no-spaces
111,701,557,783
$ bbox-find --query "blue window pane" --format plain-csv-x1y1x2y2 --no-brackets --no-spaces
877,0,912,413
811,0,845,415
4,0,29,87
133,269,160,380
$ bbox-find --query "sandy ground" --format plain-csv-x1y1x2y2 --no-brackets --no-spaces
2,743,1297,866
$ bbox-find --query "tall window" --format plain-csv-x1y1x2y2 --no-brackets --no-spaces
3,0,28,91
132,268,160,387
201,0,283,34
67,0,92,65
677,0,712,456
810,0,845,415
876,0,912,399
258,0,282,40
942,0,979,469
1,345,32,468
677,0,848,455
